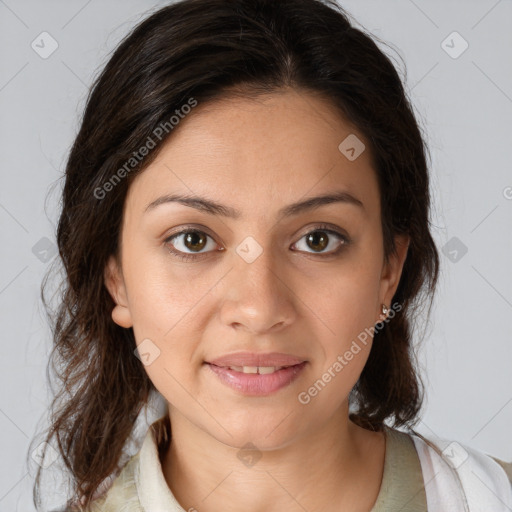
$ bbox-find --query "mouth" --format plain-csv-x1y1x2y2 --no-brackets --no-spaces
208,363,297,374
206,351,306,368
205,361,307,396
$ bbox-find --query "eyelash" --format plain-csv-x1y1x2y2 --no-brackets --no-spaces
164,224,351,262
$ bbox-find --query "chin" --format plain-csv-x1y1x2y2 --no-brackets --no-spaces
208,416,302,453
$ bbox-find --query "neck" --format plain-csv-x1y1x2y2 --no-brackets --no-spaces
161,403,385,512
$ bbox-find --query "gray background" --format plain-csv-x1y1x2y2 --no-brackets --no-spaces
1,0,511,510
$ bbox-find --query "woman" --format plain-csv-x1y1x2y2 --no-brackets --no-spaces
31,0,512,510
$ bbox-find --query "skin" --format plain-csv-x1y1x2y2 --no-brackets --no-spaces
104,87,410,512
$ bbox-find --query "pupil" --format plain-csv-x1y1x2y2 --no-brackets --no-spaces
307,231,328,252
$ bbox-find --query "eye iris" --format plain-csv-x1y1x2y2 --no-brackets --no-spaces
306,231,329,252
184,232,207,252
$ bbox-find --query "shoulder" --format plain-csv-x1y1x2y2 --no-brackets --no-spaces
70,416,171,512
370,425,428,512
407,429,512,511
74,452,142,512
492,456,512,483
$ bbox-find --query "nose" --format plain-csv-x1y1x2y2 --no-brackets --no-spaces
218,239,298,335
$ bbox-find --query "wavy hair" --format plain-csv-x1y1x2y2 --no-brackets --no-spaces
31,0,440,509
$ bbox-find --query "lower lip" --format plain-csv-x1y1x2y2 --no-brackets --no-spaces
206,362,307,396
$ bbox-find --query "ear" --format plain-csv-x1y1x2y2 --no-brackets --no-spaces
104,254,133,328
377,234,410,321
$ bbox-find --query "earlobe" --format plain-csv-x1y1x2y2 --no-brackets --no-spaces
104,255,133,328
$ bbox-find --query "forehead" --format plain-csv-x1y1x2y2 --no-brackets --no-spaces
124,88,380,221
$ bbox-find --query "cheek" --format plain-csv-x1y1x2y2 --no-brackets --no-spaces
123,249,218,377
124,243,210,335
296,289,377,412
298,262,381,348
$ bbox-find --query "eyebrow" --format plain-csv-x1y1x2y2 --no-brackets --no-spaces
144,190,364,219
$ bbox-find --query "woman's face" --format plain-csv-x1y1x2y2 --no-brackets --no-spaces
105,88,409,449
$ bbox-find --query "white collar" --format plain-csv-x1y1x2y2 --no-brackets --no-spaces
134,423,186,512
411,431,512,511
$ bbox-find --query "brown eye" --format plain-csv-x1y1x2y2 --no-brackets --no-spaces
292,226,350,256
182,231,207,252
164,229,218,261
305,231,329,252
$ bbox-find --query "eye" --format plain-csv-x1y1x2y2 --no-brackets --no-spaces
292,224,350,256
164,224,350,262
164,229,220,261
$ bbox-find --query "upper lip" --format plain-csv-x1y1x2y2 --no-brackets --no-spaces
206,352,307,368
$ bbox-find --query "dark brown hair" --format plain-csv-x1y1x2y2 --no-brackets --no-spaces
31,0,439,509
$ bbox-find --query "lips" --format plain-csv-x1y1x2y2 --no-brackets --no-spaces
206,360,307,396
204,352,308,395
221,365,289,374
206,351,306,368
